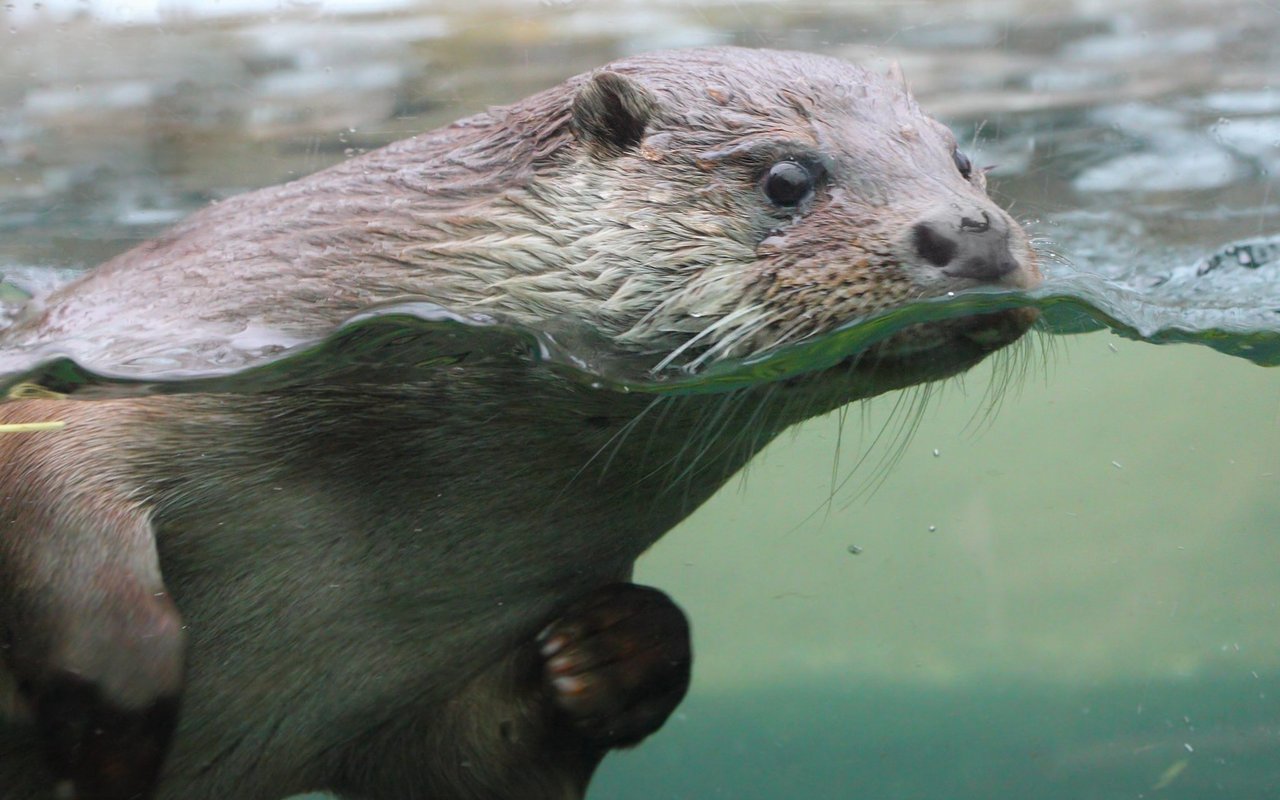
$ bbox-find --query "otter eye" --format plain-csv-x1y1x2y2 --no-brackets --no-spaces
763,160,814,207
953,149,973,180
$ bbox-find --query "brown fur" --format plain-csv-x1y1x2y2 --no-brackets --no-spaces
0,48,1039,799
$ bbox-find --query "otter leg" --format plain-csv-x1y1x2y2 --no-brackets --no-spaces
538,583,692,749
330,583,690,800
0,406,185,799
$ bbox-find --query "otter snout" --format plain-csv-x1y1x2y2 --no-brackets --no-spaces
911,206,1033,287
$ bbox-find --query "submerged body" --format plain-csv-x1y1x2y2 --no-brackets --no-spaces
0,48,1038,799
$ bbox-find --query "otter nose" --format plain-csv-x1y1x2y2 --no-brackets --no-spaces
911,209,1020,283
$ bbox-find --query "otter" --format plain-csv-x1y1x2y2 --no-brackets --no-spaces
0,47,1039,800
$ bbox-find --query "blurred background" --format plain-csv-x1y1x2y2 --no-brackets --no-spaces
1,0,1278,797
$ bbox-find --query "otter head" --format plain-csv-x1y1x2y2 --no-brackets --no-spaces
522,47,1040,401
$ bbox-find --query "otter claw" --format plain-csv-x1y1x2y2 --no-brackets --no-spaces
540,583,691,748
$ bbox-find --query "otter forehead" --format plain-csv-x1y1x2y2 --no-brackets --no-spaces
607,48,904,110
602,47,959,195
607,47,945,141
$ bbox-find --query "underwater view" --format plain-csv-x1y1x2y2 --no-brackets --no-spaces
1,0,1278,797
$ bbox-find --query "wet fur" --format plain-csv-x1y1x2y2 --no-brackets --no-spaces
0,48,1038,799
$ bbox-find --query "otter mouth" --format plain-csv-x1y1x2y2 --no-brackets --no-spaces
825,307,1038,391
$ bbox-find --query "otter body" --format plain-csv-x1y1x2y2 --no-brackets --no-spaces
0,48,1038,799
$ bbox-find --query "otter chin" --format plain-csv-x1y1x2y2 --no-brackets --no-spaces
0,47,1038,800
845,308,1039,389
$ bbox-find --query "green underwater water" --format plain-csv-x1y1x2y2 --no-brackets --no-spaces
592,334,1280,798
598,677,1280,799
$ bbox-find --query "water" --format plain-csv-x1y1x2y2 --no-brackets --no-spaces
1,0,1278,797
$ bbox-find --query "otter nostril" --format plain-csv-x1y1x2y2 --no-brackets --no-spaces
959,211,991,233
912,222,957,268
955,255,1017,282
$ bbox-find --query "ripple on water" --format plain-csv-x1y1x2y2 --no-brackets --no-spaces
1072,144,1246,193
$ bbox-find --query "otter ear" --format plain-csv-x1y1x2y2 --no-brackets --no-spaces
886,60,910,93
571,71,657,156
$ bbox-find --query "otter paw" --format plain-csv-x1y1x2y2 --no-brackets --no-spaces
537,583,691,748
